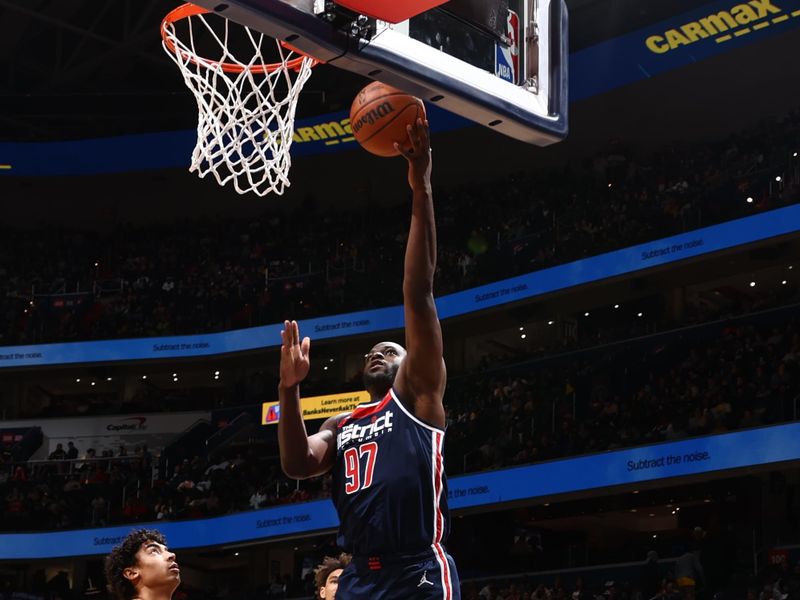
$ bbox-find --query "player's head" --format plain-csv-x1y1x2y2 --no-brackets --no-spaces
104,529,180,600
362,342,406,394
314,553,351,599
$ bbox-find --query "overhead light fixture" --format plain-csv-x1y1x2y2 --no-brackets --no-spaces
637,312,643,317
749,281,756,287
746,197,753,203
91,382,96,387
214,370,220,376
520,334,527,339
547,320,554,325
519,326,524,331
142,375,148,380
75,378,81,383
776,176,782,182
584,312,590,317
613,304,619,309
782,280,788,285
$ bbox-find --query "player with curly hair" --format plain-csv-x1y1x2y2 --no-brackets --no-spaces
314,553,352,599
104,529,180,600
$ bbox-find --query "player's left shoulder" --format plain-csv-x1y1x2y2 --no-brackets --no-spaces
394,376,446,430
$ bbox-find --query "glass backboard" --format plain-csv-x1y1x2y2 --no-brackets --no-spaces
182,0,567,145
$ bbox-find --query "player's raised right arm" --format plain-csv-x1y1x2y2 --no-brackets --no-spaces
277,320,337,480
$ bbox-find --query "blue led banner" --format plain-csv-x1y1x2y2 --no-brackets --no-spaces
1,423,797,559
446,422,800,510
0,499,340,560
1,204,797,368
1,0,798,175
0,105,469,177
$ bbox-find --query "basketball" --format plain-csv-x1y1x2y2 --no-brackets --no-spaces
349,81,426,157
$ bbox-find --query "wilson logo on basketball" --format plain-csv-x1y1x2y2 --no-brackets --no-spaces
350,102,396,135
644,0,794,54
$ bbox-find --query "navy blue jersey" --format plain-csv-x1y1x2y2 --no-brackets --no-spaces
332,388,451,558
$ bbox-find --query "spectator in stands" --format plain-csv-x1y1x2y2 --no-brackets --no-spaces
66,441,79,460
249,485,268,510
91,495,107,526
63,475,82,493
675,543,705,600
78,447,97,474
2,111,798,347
641,551,662,600
122,496,148,522
155,501,174,521
48,444,66,460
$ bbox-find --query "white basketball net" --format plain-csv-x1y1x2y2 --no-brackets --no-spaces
161,5,315,197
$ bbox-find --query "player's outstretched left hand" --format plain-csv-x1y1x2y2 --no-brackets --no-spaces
279,320,311,388
395,118,431,190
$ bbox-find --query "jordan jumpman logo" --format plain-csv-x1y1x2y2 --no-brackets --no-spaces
418,570,435,587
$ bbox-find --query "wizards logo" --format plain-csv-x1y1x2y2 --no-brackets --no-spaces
495,10,520,84
265,404,281,424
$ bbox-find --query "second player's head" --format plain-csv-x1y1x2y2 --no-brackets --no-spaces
314,553,351,599
104,529,180,600
362,342,406,395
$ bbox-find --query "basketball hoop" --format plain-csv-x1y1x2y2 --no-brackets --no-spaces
161,3,320,197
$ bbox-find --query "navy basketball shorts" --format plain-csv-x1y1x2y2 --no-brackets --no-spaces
337,545,460,600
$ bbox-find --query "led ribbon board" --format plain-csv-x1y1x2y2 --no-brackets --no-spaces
1,423,798,559
1,204,798,368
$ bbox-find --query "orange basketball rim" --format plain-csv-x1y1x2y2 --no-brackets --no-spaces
160,3,322,74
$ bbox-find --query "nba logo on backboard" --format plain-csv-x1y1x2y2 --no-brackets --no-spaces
495,10,519,84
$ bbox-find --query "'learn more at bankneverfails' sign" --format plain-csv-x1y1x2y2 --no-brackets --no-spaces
262,391,371,425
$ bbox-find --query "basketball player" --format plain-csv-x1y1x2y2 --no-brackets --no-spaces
278,118,460,599
314,553,351,599
104,529,180,600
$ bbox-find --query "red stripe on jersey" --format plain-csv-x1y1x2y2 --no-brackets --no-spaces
433,542,452,600
433,431,444,543
431,432,452,598
338,391,391,428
